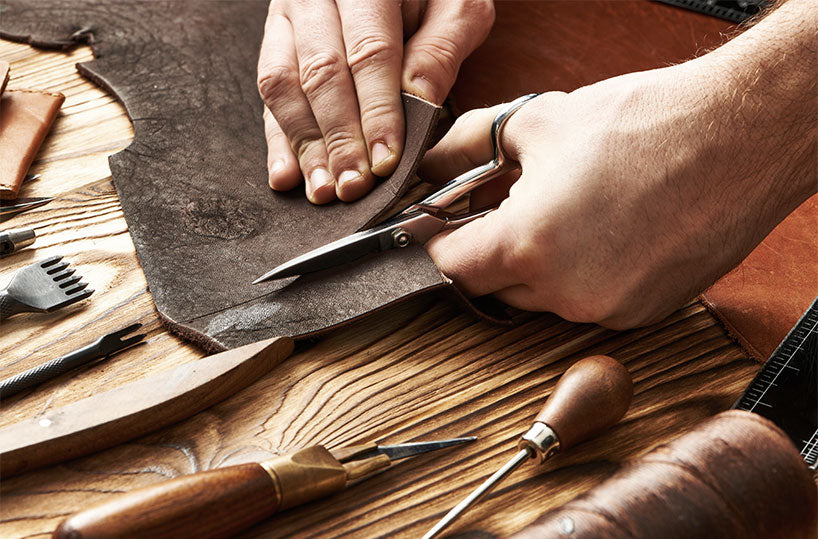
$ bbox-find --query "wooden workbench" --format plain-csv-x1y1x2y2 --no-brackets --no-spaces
0,39,759,538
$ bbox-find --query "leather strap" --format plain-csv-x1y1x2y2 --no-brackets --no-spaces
0,89,64,199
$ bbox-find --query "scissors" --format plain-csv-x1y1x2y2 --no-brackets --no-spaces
253,93,539,284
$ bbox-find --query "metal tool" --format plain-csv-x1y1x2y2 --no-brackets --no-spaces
0,227,36,256
733,295,818,469
0,197,54,220
0,255,94,321
53,436,476,538
423,356,633,538
253,93,539,284
0,323,145,398
656,0,769,23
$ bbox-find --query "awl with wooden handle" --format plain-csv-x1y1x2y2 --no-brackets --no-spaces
423,355,633,538
53,437,476,538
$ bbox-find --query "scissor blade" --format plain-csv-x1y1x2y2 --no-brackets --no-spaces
377,437,477,461
253,225,397,284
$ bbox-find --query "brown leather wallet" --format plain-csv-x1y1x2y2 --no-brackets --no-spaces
0,88,64,199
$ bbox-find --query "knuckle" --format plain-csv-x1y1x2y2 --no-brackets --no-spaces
322,129,361,160
293,135,324,163
408,36,461,82
257,64,298,103
346,36,397,75
299,51,345,96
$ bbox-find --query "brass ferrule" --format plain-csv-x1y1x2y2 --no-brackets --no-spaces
260,446,347,510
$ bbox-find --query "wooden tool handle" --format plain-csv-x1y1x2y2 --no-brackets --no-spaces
54,463,280,539
537,355,632,449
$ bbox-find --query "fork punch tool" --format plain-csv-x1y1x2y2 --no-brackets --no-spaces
0,323,145,398
53,436,476,538
253,93,539,284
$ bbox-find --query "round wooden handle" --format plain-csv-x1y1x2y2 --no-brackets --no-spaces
536,355,633,449
53,463,280,539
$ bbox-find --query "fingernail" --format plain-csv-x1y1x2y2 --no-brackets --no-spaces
408,74,436,102
338,169,362,188
269,160,284,175
371,142,392,168
308,167,333,192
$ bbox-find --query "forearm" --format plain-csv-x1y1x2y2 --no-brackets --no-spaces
687,0,817,209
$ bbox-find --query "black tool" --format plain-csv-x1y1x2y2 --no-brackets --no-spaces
0,228,36,257
733,296,818,469
0,323,145,398
655,0,769,23
0,255,94,321
0,197,54,221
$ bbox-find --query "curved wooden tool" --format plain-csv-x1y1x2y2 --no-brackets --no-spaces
0,337,293,477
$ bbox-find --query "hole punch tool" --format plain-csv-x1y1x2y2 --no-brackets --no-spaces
53,436,476,538
253,93,539,284
423,356,633,538
0,323,145,398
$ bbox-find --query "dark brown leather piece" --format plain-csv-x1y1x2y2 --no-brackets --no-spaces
701,197,818,361
0,1,446,351
0,89,64,199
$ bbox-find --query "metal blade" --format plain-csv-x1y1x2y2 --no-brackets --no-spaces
423,448,530,539
0,197,55,217
252,224,399,284
377,436,477,461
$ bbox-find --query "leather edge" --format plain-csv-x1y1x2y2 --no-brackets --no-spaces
697,294,761,362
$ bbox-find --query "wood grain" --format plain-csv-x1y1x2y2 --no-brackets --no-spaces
0,38,763,539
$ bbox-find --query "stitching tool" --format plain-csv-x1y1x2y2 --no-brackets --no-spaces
0,255,94,321
0,323,145,398
253,93,539,284
423,356,633,538
53,436,476,538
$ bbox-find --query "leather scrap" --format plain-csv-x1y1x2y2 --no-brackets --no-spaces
0,0,447,351
0,89,64,198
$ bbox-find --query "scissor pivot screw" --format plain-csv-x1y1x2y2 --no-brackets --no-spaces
392,229,412,248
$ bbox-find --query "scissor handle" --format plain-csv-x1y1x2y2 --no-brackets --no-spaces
405,93,539,214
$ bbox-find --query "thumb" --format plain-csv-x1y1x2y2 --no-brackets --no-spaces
425,201,524,297
401,0,494,104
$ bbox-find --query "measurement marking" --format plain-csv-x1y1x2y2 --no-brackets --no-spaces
748,316,818,413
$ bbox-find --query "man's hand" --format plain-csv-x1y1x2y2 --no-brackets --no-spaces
257,0,494,204
422,0,816,329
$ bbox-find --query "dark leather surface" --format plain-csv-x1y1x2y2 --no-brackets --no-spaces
0,1,446,351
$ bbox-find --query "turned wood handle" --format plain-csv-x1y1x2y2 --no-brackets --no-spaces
53,463,280,539
537,355,633,449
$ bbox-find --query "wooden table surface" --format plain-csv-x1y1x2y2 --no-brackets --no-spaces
0,39,760,538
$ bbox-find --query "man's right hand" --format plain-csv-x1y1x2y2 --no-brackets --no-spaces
257,0,494,205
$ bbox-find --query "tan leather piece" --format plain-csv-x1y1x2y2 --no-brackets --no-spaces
700,196,818,362
0,89,64,199
0,61,9,97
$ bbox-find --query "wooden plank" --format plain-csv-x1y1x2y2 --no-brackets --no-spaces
0,39,759,538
